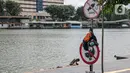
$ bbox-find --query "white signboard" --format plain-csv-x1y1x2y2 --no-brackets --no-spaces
79,43,100,65
83,0,100,19
115,4,125,15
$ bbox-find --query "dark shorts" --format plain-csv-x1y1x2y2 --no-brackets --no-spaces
83,40,88,51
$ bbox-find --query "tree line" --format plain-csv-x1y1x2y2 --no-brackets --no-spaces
45,5,87,21
0,0,22,16
0,0,130,21
45,0,130,21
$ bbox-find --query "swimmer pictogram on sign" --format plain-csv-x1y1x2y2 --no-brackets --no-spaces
83,0,100,19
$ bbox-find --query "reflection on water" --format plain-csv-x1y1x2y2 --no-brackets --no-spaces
0,29,130,73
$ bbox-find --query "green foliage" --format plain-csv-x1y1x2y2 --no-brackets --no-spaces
98,0,130,5
74,6,87,21
0,0,5,16
99,0,130,20
103,0,129,14
5,0,22,16
98,0,103,5
45,5,75,21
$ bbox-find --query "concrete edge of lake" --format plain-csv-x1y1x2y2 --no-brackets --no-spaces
26,58,130,73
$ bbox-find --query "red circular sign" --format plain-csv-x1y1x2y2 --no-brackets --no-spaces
79,43,100,65
83,0,100,19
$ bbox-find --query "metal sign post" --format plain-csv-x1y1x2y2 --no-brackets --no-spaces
90,64,93,72
82,0,101,73
101,0,104,73
90,18,94,72
89,19,93,72
91,19,93,27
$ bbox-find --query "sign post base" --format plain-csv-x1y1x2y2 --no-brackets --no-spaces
86,71,95,73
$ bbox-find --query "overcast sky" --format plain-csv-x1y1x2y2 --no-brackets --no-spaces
64,0,86,8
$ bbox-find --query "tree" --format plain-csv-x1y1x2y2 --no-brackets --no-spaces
98,0,130,20
0,0,5,16
45,5,75,21
45,5,58,20
98,0,129,6
5,0,22,16
75,6,87,21
60,5,75,21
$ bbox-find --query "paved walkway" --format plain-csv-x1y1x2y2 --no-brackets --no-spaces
26,58,130,73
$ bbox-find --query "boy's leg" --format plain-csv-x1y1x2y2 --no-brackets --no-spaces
83,41,88,51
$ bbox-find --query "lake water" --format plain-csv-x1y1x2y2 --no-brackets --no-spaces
0,29,130,73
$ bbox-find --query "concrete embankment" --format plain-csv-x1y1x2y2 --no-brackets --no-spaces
26,58,130,73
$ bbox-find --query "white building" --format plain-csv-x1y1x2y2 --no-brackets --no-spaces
4,0,64,20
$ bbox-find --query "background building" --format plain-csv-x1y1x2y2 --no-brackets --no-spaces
5,0,64,21
43,0,64,9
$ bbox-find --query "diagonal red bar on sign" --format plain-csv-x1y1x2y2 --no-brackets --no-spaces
88,50,96,59
86,2,98,15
